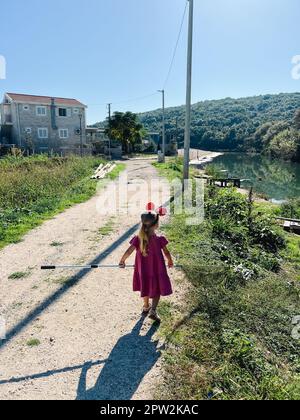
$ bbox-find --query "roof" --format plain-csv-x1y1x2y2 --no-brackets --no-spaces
5,93,86,107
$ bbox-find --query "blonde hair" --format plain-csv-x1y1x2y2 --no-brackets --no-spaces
138,213,159,256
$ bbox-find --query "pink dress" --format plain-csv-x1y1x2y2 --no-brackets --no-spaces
130,234,173,298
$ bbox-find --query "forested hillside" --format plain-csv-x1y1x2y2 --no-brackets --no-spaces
139,93,300,158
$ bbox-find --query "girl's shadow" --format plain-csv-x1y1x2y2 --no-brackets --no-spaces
76,317,161,400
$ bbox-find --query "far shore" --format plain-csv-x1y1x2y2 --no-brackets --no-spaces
177,149,273,203
178,148,223,166
178,148,223,160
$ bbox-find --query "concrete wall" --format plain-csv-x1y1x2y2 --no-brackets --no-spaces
1,95,87,153
16,103,87,153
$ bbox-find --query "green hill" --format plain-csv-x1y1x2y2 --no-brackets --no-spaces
138,92,300,153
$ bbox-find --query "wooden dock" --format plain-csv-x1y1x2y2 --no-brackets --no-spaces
275,217,300,235
194,173,252,189
275,217,300,223
208,178,242,188
194,175,243,188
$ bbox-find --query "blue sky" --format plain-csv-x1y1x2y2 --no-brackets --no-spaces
0,0,299,124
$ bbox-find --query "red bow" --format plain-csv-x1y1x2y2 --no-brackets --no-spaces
146,202,167,217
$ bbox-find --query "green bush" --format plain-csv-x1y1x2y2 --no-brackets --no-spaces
160,212,300,400
0,155,121,248
280,199,300,220
205,164,224,178
250,217,286,253
206,188,248,223
211,218,248,245
154,161,299,400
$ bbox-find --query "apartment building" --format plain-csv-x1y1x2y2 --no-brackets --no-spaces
0,93,88,154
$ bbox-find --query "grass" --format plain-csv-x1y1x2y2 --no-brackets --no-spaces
50,241,64,247
153,157,197,182
52,276,71,285
26,338,41,347
284,234,300,267
12,302,23,310
158,215,300,400
8,271,29,280
0,155,125,249
98,219,115,237
153,157,184,182
155,159,300,400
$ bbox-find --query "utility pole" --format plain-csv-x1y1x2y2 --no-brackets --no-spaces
107,103,112,160
183,0,194,181
158,89,166,162
79,112,83,158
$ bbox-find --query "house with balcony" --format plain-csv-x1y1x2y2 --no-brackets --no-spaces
0,93,88,155
142,131,178,156
86,127,123,159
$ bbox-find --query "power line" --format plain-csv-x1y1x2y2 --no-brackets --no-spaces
87,92,159,108
163,1,188,89
113,92,159,105
79,2,189,119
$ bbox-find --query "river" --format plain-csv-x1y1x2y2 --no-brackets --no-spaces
209,153,300,203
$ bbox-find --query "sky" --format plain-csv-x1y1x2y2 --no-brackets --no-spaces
0,0,299,124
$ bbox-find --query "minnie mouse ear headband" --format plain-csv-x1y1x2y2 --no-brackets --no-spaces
141,203,167,228
144,202,168,217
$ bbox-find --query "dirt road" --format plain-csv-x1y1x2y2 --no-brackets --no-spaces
0,159,176,400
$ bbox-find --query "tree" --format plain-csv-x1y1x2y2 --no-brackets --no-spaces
268,129,300,161
295,109,300,130
249,122,273,151
105,112,144,154
262,121,289,148
95,93,300,160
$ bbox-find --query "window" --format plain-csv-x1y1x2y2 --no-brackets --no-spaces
58,108,71,117
38,128,48,139
59,128,69,139
73,108,79,114
25,127,32,134
23,105,29,111
36,106,47,116
59,108,67,117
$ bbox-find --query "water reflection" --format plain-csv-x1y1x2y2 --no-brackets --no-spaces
212,153,300,202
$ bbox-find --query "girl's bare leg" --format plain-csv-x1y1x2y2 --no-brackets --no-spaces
143,297,150,309
149,296,161,322
151,296,160,312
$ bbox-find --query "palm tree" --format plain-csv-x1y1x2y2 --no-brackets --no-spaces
105,112,144,154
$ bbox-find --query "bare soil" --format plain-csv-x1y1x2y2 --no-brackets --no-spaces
0,159,181,400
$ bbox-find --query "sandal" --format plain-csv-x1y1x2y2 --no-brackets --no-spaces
149,309,161,323
142,305,152,315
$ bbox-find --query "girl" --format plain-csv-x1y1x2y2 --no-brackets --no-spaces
119,211,174,323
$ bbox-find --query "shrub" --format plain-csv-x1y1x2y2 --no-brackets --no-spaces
211,218,248,246
205,164,224,178
250,217,286,253
280,199,300,220
206,188,248,223
0,155,109,247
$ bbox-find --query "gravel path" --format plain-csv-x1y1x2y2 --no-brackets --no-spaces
0,159,178,400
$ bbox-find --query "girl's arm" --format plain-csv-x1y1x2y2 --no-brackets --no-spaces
163,246,174,268
119,245,136,268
